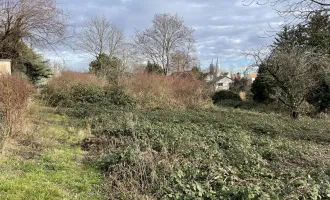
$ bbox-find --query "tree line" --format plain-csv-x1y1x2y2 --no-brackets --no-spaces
0,0,198,85
251,10,330,118
77,13,199,83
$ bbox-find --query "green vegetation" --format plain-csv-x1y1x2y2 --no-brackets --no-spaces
82,104,330,199
36,71,330,199
251,12,330,115
0,103,104,200
212,90,242,104
1,1,330,199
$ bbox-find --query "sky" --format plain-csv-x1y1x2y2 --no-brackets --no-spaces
47,0,285,72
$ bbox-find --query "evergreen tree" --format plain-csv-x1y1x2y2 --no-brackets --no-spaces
145,61,163,74
306,74,330,112
17,43,52,85
252,12,330,111
89,53,124,85
273,24,307,48
23,55,52,85
251,64,276,103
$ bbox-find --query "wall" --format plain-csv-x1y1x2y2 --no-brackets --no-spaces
0,60,11,75
215,77,233,91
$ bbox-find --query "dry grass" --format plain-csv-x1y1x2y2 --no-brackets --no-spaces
0,75,34,149
46,71,108,91
122,73,212,109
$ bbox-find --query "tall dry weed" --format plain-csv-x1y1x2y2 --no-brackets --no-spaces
122,73,212,109
0,75,33,149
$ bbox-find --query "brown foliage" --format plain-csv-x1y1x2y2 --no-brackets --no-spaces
0,75,34,145
46,71,107,90
122,73,212,109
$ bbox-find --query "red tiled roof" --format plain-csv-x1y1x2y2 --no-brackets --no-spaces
250,73,257,79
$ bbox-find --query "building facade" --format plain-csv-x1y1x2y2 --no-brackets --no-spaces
0,59,11,75
205,58,233,91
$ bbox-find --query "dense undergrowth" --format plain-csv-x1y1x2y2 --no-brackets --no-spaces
85,108,330,199
40,71,330,199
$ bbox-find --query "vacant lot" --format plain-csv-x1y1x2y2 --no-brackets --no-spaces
85,104,330,199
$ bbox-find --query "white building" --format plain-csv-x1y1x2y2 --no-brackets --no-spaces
205,58,233,91
0,59,11,75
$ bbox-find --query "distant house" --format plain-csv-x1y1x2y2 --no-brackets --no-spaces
209,75,233,91
204,58,258,91
250,73,257,82
204,58,234,91
0,59,11,75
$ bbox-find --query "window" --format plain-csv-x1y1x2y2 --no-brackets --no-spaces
217,83,223,86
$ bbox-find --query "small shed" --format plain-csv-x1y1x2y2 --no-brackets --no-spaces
0,59,11,75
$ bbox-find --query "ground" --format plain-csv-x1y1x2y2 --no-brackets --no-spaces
1,99,330,199
0,102,104,200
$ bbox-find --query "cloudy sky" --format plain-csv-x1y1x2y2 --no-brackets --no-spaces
49,0,285,71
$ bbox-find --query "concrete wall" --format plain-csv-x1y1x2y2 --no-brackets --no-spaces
0,60,11,75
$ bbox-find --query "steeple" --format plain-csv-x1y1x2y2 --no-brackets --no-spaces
209,58,215,74
216,57,221,77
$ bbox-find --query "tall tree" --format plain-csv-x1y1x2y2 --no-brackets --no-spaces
0,0,67,78
253,12,330,113
170,50,199,73
253,45,328,118
0,0,67,51
134,13,195,75
78,15,125,58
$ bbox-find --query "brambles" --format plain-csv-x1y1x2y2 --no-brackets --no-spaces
86,108,330,199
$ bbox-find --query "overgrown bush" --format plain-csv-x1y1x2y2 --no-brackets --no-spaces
212,90,241,104
122,73,212,109
0,75,33,148
42,71,135,118
42,71,107,106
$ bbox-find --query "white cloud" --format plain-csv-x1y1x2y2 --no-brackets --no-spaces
53,0,284,70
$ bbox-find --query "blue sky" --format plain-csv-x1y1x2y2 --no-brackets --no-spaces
46,0,284,71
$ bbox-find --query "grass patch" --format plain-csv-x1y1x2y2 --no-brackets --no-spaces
0,103,104,200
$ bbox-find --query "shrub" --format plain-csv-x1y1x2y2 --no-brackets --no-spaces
0,75,33,148
122,73,212,109
42,71,135,118
42,71,108,107
212,90,241,104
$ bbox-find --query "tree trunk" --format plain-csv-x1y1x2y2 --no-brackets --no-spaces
291,108,299,119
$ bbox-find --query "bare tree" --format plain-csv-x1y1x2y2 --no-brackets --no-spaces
78,15,125,58
134,13,195,75
243,0,330,20
251,45,329,118
0,0,68,50
170,50,199,72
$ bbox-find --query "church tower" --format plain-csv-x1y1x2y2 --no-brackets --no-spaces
209,58,215,75
215,57,221,77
